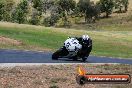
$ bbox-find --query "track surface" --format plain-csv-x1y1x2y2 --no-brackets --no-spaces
0,49,132,64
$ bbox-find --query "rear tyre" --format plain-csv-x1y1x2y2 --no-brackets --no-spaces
72,56,78,61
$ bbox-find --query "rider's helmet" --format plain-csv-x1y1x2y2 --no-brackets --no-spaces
82,35,89,41
82,35,90,45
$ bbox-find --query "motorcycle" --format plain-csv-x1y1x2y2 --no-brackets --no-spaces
52,37,92,62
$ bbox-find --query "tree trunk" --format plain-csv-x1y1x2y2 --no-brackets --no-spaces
106,12,109,18
125,5,128,12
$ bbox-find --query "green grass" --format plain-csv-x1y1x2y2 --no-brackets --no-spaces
0,26,68,50
0,22,132,59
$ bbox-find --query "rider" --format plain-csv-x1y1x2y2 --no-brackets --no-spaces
76,34,92,59
62,34,92,59
52,34,92,61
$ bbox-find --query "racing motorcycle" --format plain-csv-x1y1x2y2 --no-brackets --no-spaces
52,37,92,62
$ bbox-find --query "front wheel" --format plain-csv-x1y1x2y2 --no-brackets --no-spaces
52,47,69,60
52,50,60,60
52,53,58,60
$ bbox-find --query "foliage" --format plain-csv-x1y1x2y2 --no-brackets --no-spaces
11,0,29,23
43,13,60,27
77,0,90,13
0,0,15,21
55,17,71,28
0,0,130,26
98,0,114,17
4,0,15,21
0,1,4,21
32,0,43,12
77,0,100,23
56,0,76,12
29,10,41,25
55,0,76,27
32,0,55,14
114,0,129,12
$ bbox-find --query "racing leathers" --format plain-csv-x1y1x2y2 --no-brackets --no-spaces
76,37,92,58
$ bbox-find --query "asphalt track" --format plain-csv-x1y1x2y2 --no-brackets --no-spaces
0,49,132,64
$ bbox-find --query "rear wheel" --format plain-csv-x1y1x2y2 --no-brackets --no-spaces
72,56,78,61
81,53,89,62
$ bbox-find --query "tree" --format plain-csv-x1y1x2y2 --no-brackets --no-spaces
55,0,76,27
77,0,100,23
42,0,55,14
32,0,55,14
85,4,100,23
3,0,15,21
123,0,129,12
56,0,76,12
11,0,29,24
0,1,4,21
29,10,41,25
43,13,60,27
77,0,90,13
99,0,114,17
114,0,129,12
32,0,43,12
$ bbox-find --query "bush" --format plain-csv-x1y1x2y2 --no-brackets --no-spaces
85,4,100,23
0,1,4,21
4,0,15,21
77,0,100,23
114,0,129,12
74,17,81,24
55,17,71,28
77,0,91,13
43,17,51,27
56,0,76,12
29,10,41,25
32,0,43,13
11,0,29,24
32,0,55,14
43,14,60,27
98,0,114,17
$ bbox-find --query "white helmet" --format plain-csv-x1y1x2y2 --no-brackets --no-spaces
82,35,89,41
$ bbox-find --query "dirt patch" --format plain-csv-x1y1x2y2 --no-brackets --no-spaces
0,36,23,46
0,64,131,88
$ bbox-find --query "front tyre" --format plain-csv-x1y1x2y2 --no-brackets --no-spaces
52,54,58,60
52,51,60,60
52,47,68,60
72,56,78,61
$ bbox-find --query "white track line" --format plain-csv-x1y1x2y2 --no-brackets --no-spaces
0,63,119,67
